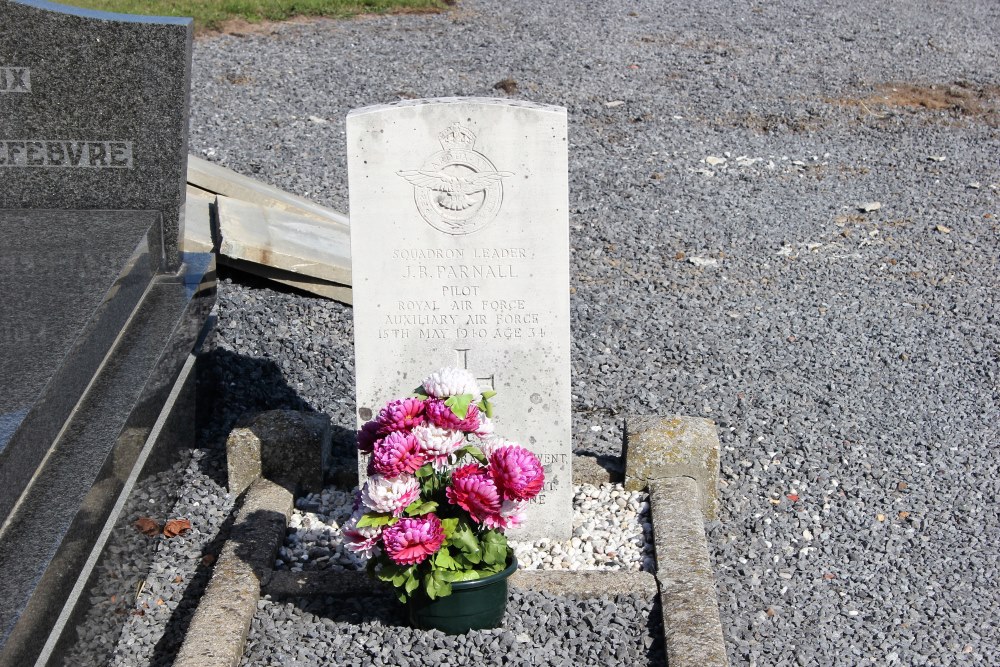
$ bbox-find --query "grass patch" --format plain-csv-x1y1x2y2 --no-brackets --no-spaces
55,0,451,32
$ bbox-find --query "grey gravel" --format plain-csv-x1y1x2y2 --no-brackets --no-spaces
102,0,1000,664
239,589,664,667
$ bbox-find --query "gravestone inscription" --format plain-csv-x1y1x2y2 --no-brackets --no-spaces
348,98,572,539
0,0,192,268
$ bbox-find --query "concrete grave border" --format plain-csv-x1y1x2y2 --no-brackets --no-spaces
174,413,729,667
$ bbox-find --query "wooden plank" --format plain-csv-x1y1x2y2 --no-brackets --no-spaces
187,155,349,228
216,195,351,287
217,256,353,305
183,185,216,253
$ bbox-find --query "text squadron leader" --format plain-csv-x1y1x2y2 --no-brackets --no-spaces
401,264,518,279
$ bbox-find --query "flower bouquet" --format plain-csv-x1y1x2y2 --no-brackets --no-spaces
345,367,544,618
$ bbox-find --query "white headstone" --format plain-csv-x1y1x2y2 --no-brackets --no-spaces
348,98,572,539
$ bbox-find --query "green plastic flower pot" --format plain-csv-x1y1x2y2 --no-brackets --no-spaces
407,556,518,634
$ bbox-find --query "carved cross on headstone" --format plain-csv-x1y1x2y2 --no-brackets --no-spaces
455,348,495,391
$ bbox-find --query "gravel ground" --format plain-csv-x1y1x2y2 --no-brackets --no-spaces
107,0,999,664
240,589,664,666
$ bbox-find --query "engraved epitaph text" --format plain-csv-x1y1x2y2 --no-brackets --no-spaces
0,140,133,168
0,67,30,93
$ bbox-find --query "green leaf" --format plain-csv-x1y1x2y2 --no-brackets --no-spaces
448,523,482,557
483,560,506,574
402,500,438,517
415,463,435,479
415,501,439,516
441,570,481,583
479,398,494,419
356,512,395,529
478,390,497,419
444,393,474,419
376,562,406,583
378,563,420,601
434,547,459,570
424,571,453,600
412,386,429,398
452,551,481,568
440,517,460,538
481,531,509,567
465,445,488,465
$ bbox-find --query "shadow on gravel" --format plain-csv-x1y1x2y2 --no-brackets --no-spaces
140,349,323,665
196,347,316,468
290,591,408,627
148,508,238,667
645,596,666,666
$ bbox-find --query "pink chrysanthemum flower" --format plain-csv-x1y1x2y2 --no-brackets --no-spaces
375,398,426,435
482,499,527,531
421,368,482,402
489,443,545,501
342,511,382,560
356,420,381,454
446,464,501,524
411,423,465,466
360,474,420,516
370,431,426,477
425,398,481,432
382,514,445,566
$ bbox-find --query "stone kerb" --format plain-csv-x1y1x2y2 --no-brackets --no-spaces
624,414,729,667
0,0,193,268
347,97,573,539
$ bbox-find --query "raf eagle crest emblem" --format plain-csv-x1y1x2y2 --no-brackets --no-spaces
397,122,513,235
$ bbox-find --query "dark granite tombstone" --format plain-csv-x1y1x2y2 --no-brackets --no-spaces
0,0,191,269
0,2,215,665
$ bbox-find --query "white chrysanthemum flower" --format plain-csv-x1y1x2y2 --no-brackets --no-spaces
473,416,495,437
476,436,516,457
412,423,465,458
360,474,420,515
342,510,381,559
422,367,481,402
483,499,527,530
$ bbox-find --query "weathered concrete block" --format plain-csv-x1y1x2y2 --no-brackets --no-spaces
571,454,614,486
226,427,262,496
253,410,331,493
228,478,294,578
225,410,331,495
624,414,720,519
649,476,729,667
